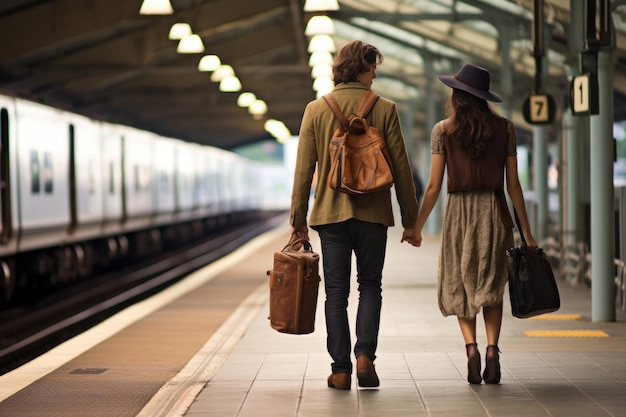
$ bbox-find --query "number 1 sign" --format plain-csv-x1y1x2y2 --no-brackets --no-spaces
570,74,599,115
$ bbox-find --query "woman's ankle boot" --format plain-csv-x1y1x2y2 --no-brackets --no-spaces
466,343,482,384
483,345,501,384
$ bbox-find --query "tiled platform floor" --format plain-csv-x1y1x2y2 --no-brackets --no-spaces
183,225,626,417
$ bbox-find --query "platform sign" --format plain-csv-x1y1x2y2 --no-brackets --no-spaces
570,74,599,115
522,93,555,124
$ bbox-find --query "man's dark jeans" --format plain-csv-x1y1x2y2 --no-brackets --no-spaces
316,219,387,374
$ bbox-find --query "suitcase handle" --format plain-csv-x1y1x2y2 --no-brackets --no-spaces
283,238,313,253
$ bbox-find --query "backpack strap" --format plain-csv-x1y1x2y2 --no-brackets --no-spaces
322,93,350,131
355,91,380,118
322,91,380,130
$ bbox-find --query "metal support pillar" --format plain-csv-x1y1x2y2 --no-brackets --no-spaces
533,125,549,241
590,49,615,321
424,58,442,235
561,101,583,282
497,19,514,119
530,0,549,242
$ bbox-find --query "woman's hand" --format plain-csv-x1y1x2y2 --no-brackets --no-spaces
524,232,538,250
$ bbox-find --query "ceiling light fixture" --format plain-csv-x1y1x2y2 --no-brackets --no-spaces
168,23,192,40
249,100,268,117
308,51,334,67
264,119,291,143
237,92,257,107
198,55,221,72
210,65,235,82
177,34,205,53
219,76,242,92
305,16,335,36
311,64,333,79
303,0,339,12
313,76,334,94
139,0,173,15
308,34,336,53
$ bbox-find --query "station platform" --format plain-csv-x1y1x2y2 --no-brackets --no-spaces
1,213,625,417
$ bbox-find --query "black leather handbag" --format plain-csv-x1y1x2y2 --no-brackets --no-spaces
507,211,560,318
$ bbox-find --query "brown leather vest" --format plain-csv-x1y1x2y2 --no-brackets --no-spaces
444,117,514,229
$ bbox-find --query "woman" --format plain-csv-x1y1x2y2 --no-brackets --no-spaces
289,40,419,390
410,64,537,384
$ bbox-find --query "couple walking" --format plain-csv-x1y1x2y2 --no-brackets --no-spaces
289,40,537,389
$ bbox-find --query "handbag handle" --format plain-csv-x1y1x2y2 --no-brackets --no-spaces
512,209,528,248
283,238,313,253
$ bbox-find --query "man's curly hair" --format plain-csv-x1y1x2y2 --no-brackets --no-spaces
332,40,383,85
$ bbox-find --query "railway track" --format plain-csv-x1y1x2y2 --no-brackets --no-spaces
0,211,287,375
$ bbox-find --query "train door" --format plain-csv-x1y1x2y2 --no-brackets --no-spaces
151,136,176,224
175,140,195,218
100,123,124,235
0,97,18,303
0,107,11,247
192,144,210,216
68,114,105,240
122,127,154,231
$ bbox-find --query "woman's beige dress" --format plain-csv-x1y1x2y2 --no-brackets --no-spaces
431,120,516,319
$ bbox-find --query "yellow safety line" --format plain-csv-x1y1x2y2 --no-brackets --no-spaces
528,314,581,321
523,330,609,338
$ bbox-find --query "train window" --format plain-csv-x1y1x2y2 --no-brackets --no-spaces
30,150,40,194
43,152,53,193
109,161,115,194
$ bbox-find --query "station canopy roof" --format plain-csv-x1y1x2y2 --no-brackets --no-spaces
1,0,625,150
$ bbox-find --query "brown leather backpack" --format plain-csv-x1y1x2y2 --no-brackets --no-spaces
323,91,394,195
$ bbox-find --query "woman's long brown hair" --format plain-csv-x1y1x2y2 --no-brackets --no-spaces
443,89,499,158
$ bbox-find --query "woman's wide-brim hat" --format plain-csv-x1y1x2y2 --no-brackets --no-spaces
438,64,503,102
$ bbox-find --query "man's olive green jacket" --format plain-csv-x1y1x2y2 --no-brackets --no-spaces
290,82,419,230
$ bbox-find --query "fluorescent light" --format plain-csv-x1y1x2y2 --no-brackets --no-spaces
139,0,173,15
219,76,242,92
177,34,204,53
305,16,335,36
198,55,221,72
210,65,234,82
303,0,339,12
237,92,256,107
168,23,192,40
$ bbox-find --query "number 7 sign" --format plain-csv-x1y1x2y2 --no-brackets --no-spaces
523,93,555,124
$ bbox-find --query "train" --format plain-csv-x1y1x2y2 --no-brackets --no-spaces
0,93,291,305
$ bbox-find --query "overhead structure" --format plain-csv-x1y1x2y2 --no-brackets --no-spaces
0,0,625,150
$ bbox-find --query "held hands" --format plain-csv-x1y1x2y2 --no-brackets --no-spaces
401,228,422,247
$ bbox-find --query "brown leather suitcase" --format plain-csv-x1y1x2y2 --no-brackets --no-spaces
267,238,321,334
